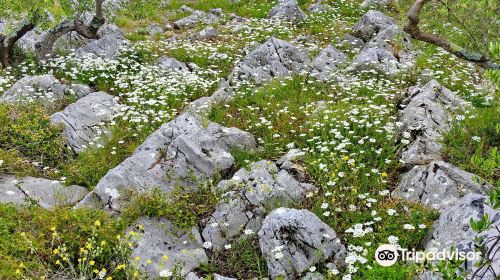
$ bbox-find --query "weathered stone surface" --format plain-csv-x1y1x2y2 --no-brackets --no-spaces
301,272,325,280
185,272,203,280
268,0,307,23
82,113,256,211
361,0,398,9
0,75,68,103
311,45,347,80
424,194,500,278
230,37,311,85
0,174,88,209
202,160,315,249
352,10,396,41
174,10,220,29
51,92,119,153
191,27,219,40
394,161,492,210
398,80,465,166
17,29,45,52
146,23,163,36
214,274,236,280
349,46,399,75
340,34,364,51
128,217,208,278
309,3,330,14
259,208,346,279
75,32,127,59
0,175,28,205
157,56,189,72
70,83,92,99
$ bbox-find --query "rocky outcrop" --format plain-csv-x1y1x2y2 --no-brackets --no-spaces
398,80,465,167
424,194,500,279
50,92,119,153
351,10,396,42
191,27,219,40
310,45,348,80
146,23,163,36
0,174,88,209
128,216,208,278
157,56,190,72
80,112,256,211
349,46,399,75
229,37,311,85
268,0,307,23
174,9,220,29
258,208,346,279
202,159,315,249
75,25,126,59
393,161,492,210
0,75,68,103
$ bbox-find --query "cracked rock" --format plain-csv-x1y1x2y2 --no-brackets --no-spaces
268,0,307,23
351,10,396,41
174,10,220,29
424,194,500,279
393,161,492,210
398,80,465,167
128,217,208,278
51,92,119,153
146,23,163,36
191,27,219,40
0,174,88,209
230,37,311,85
349,46,399,75
202,160,315,249
81,112,256,211
157,56,190,72
311,45,347,80
0,75,69,103
259,208,346,279
75,31,127,59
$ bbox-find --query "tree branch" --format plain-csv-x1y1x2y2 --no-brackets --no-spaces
404,0,499,70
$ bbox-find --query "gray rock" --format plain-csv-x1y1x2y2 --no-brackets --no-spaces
351,10,396,41
0,174,88,209
339,34,365,51
103,0,129,17
75,32,127,59
361,0,398,9
230,37,311,85
349,46,399,75
0,75,69,103
259,208,346,279
276,149,308,181
82,112,256,211
214,274,236,280
0,175,29,206
146,23,163,36
202,161,316,249
301,272,325,280
157,56,189,72
50,92,118,153
416,271,443,280
394,161,492,210
97,23,124,38
17,29,45,52
210,8,224,17
424,194,500,279
191,27,219,40
268,0,307,23
128,217,208,278
311,45,347,80
70,83,92,99
174,10,220,29
186,272,203,280
309,3,330,14
398,80,465,166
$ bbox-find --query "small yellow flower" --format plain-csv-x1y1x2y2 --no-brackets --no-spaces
162,255,169,261
55,260,61,265
133,271,139,277
89,260,95,266
134,256,141,261
94,220,101,227
53,248,59,255
116,264,126,270
93,269,99,274
15,269,21,275
101,240,107,246
342,155,349,161
146,259,152,264
50,226,56,232
106,277,112,280
116,235,121,240
381,172,388,177
20,232,26,237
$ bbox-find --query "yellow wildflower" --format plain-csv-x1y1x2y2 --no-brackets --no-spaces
94,220,101,227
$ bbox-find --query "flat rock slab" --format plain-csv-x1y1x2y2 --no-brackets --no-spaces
268,0,307,23
0,174,87,209
0,75,68,103
393,161,492,210
51,91,119,153
174,10,220,29
398,80,465,167
311,45,347,80
128,216,208,278
81,112,256,211
157,56,190,72
202,160,315,249
425,194,500,278
352,10,396,41
259,208,346,279
75,33,127,59
230,37,311,85
349,46,399,75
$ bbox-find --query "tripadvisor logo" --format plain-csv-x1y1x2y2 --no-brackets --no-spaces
374,244,482,267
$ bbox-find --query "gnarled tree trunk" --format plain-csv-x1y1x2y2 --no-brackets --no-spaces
0,17,37,69
35,0,106,63
404,0,499,70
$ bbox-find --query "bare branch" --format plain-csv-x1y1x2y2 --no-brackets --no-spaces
404,0,499,70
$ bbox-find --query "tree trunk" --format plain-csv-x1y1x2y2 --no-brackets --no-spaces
35,0,105,63
0,18,37,69
404,0,499,70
